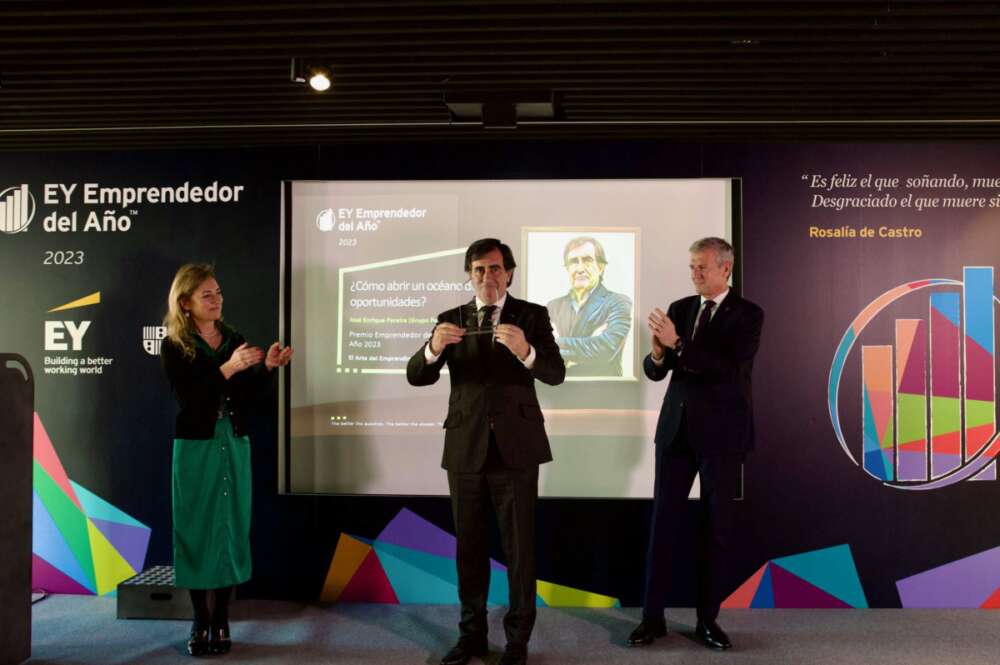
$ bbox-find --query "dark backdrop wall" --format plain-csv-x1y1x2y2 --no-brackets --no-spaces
3,141,998,609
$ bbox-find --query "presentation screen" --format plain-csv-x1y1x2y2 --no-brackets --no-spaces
281,179,735,497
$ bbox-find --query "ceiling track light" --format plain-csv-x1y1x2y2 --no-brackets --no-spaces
308,66,332,92
444,90,558,129
290,58,333,92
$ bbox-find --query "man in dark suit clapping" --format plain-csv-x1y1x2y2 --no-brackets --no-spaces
407,238,565,665
627,237,764,651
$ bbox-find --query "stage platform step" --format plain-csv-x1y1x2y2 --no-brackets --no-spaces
116,566,190,620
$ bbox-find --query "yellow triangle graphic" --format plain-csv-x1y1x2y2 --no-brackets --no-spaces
48,291,101,313
537,579,619,608
87,520,137,595
320,534,372,603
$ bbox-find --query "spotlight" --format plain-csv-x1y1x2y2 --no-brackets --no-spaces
308,66,332,92
290,58,333,92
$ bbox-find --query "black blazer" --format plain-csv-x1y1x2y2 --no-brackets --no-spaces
161,330,274,439
643,293,764,456
407,295,566,472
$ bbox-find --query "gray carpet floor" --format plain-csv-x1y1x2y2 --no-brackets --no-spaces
27,596,1000,665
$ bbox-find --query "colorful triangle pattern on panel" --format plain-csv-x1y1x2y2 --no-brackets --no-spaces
981,585,1000,609
339,550,399,604
321,533,373,602
722,544,868,608
769,564,851,608
322,508,620,607
897,545,1000,608
31,412,152,596
536,580,618,608
721,563,766,609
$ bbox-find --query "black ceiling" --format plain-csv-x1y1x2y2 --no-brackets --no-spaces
3,1,1000,151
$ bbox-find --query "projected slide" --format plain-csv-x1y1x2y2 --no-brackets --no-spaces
283,179,734,496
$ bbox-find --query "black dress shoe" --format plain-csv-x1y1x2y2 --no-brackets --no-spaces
209,623,232,655
440,637,488,665
498,644,527,665
626,619,667,646
187,626,210,657
695,619,732,650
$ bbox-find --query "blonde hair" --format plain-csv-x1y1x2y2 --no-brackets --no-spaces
163,263,218,360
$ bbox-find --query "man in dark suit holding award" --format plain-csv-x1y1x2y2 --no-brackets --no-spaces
627,237,763,651
407,238,565,665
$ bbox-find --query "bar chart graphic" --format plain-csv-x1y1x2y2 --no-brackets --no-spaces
0,184,35,234
829,268,1000,490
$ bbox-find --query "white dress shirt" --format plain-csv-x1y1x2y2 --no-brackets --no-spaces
652,288,729,365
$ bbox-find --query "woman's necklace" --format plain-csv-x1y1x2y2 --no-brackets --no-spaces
197,326,220,347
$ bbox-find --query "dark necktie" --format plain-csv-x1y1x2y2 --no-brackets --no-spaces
478,305,497,366
694,300,715,338
479,305,497,330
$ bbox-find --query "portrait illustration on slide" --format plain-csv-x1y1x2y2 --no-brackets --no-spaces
523,229,638,380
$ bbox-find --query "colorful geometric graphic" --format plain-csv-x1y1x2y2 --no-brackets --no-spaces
722,544,868,609
896,319,927,480
963,268,996,478
321,508,619,608
829,268,1000,489
32,413,151,595
930,292,962,477
896,545,1000,608
862,346,894,481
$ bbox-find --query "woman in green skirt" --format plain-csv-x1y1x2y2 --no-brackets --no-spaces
161,263,293,657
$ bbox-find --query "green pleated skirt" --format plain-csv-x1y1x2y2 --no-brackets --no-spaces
172,416,252,589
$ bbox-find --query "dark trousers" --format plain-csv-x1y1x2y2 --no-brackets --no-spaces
642,424,741,622
447,435,539,647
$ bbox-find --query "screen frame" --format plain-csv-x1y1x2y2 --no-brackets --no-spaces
278,177,744,497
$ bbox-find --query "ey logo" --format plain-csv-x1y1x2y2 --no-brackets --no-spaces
829,267,1000,490
45,291,100,351
316,208,335,232
0,184,36,234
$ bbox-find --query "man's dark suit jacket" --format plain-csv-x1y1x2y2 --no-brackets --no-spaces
643,293,764,456
407,295,566,471
547,282,633,377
